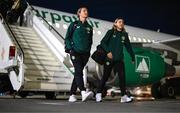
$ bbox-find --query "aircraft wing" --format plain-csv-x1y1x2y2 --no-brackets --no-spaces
155,38,180,50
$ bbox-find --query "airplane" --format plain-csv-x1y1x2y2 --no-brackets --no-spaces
32,6,180,74
0,4,180,99
32,6,180,98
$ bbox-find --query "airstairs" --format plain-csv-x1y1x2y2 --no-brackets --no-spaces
0,6,79,99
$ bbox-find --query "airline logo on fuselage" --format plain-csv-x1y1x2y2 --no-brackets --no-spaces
34,9,100,28
135,55,150,78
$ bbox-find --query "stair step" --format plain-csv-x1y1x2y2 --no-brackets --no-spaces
24,75,72,83
11,27,34,32
14,33,40,38
13,32,38,37
11,29,35,35
16,37,43,43
24,54,58,61
10,25,34,31
22,48,52,54
24,59,61,66
16,38,43,44
22,46,50,52
25,64,63,71
23,82,71,91
24,70,68,77
24,50,53,57
19,42,47,48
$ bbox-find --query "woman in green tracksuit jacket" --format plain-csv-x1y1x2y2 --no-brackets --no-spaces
65,7,93,102
95,18,135,103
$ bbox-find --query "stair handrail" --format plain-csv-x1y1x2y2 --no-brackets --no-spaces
27,3,65,40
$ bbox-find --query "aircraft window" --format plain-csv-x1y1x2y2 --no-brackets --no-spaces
138,38,142,42
48,21,52,25
55,23,60,28
97,31,101,35
133,37,137,41
147,39,151,43
143,38,147,42
63,24,68,29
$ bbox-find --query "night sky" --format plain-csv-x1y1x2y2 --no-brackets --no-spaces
28,0,180,36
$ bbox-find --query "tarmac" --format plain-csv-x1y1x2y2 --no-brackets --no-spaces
0,95,180,113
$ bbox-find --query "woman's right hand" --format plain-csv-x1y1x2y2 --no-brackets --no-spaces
107,52,113,59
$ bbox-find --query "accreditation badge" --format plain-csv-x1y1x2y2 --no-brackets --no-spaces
121,36,125,43
71,55,75,60
106,61,110,66
86,27,91,34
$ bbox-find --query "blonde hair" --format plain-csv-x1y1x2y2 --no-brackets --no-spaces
113,17,126,32
77,7,88,18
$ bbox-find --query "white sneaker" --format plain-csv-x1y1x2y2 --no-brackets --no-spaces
81,91,94,102
96,93,102,102
68,95,77,102
121,95,133,103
